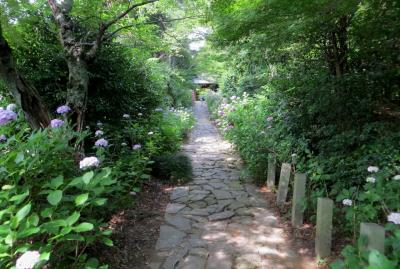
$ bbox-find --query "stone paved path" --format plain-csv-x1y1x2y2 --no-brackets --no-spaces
148,101,301,269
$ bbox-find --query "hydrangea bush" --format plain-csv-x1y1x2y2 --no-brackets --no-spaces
0,97,195,268
206,91,400,268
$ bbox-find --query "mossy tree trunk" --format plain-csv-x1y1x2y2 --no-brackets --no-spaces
0,23,50,129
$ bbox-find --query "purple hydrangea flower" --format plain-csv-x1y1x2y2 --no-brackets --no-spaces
95,130,104,137
6,103,17,111
56,105,71,114
0,109,18,125
95,138,108,147
50,119,65,128
79,156,100,170
132,144,141,150
0,134,7,142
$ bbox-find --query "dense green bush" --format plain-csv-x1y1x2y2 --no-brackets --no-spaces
206,91,400,267
0,97,194,268
151,153,192,184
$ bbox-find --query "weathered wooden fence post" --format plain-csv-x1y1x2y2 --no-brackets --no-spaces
276,163,291,206
315,198,333,258
360,223,385,253
266,156,276,190
291,173,306,228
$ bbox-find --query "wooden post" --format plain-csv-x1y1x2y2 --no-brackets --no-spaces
360,223,385,253
266,156,276,190
276,163,291,206
291,173,306,228
315,198,333,258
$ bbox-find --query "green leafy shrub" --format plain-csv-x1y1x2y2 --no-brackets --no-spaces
151,153,192,184
0,113,112,268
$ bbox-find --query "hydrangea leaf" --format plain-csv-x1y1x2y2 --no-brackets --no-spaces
47,190,63,206
82,171,94,184
75,193,89,206
72,222,94,233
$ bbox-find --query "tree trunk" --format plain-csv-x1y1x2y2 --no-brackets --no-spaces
0,24,50,129
323,15,350,77
66,57,89,132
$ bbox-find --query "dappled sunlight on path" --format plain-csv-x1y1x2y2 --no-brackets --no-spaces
148,101,309,269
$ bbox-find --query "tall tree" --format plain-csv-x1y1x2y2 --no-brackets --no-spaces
47,0,158,131
0,23,50,128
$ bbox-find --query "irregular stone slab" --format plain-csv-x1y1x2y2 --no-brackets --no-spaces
188,201,207,209
189,238,208,248
189,248,209,257
208,182,227,189
212,190,232,200
165,215,192,231
228,201,246,211
184,209,210,216
235,208,255,217
207,250,232,269
162,244,189,269
189,193,208,202
171,187,189,201
155,225,186,250
165,203,186,214
177,255,206,269
208,211,235,221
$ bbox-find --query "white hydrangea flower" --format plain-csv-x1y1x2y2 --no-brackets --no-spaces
123,114,130,118
367,166,379,173
393,175,400,181
366,177,376,183
16,250,40,269
79,157,100,170
342,199,353,206
6,103,17,111
387,212,400,225
148,131,154,135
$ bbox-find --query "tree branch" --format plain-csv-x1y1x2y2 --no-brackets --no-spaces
86,0,159,60
103,15,202,41
103,0,159,31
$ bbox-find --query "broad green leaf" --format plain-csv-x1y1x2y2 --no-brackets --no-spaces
0,225,10,235
10,190,29,204
72,222,94,233
366,250,396,269
93,198,107,206
75,193,89,206
28,213,39,226
15,152,24,164
66,211,80,226
50,175,64,189
40,207,53,218
17,227,40,239
102,237,113,246
82,171,94,184
16,203,31,223
47,190,63,206
40,251,51,261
